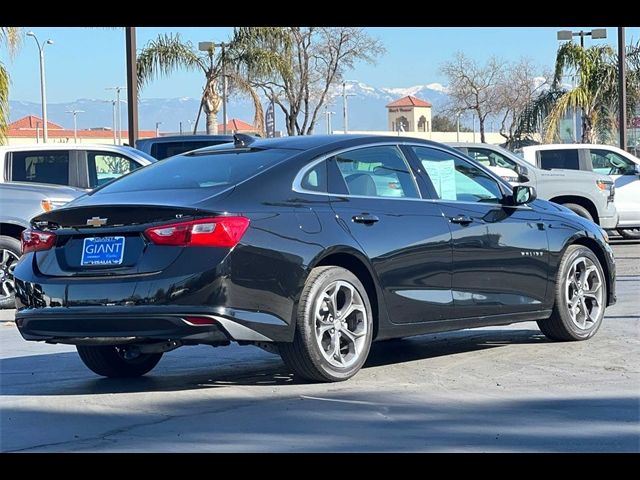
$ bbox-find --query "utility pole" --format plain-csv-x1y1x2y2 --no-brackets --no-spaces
456,112,461,142
106,87,125,144
66,110,84,143
618,27,627,151
126,27,139,147
342,82,355,133
179,121,183,135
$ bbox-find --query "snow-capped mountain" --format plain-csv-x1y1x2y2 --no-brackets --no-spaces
8,80,452,133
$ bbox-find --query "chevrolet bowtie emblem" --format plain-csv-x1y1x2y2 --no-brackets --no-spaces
86,216,107,227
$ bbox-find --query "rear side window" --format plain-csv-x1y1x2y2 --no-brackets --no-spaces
332,146,419,198
96,148,293,194
300,161,328,192
538,149,580,170
151,141,231,160
10,151,70,185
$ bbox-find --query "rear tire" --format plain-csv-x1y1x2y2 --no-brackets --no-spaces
537,245,606,341
617,228,640,240
77,345,162,378
279,266,373,382
561,203,594,223
0,235,21,310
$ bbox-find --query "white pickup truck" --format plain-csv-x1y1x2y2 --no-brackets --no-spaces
448,142,618,231
520,144,640,239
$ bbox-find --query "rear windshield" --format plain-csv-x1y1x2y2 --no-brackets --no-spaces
94,148,293,194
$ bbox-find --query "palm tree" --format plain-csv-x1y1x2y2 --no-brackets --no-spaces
546,43,617,143
516,41,640,144
137,33,270,135
1,27,21,144
137,33,223,134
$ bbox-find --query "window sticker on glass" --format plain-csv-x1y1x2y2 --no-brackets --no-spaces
422,160,456,200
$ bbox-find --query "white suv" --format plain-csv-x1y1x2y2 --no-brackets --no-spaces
521,144,640,239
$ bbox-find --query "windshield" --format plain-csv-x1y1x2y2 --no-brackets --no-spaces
94,148,294,194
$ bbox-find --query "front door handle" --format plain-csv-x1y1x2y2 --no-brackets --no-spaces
352,214,380,224
450,215,473,225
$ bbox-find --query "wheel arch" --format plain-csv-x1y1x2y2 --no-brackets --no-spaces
0,222,26,240
309,247,387,340
549,195,599,224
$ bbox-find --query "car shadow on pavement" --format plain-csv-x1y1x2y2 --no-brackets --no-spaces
0,328,548,396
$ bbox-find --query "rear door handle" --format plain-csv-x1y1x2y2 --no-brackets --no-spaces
352,214,380,224
450,215,473,225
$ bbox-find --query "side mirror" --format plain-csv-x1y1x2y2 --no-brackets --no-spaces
515,165,530,183
510,185,537,205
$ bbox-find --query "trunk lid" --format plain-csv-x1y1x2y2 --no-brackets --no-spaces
31,203,226,277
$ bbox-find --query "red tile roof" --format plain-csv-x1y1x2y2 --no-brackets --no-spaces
8,129,156,139
386,95,432,108
217,118,257,133
9,115,63,130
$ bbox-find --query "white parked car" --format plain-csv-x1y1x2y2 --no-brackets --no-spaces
520,144,640,239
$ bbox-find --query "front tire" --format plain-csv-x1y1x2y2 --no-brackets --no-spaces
537,245,606,341
279,266,373,382
77,345,162,378
561,203,594,223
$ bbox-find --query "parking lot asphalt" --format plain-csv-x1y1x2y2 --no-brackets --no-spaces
1,241,638,452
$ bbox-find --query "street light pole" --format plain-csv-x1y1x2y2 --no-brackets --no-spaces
155,121,162,137
65,110,84,143
325,105,335,134
342,82,355,134
26,32,53,143
106,87,125,145
618,27,627,151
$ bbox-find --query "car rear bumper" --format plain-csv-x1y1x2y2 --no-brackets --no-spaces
15,304,293,345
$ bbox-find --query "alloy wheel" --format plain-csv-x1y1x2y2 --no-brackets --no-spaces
0,248,19,301
565,256,604,330
313,280,368,369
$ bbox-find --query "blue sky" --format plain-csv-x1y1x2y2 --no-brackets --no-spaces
2,26,638,103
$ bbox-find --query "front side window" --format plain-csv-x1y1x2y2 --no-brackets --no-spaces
412,146,502,203
332,146,419,198
88,152,141,188
10,151,70,185
538,149,580,170
590,149,636,175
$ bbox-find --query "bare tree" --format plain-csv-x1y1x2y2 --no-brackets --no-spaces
496,60,550,146
441,53,505,143
232,27,384,136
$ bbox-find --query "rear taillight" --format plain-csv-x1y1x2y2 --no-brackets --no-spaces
144,216,250,247
21,229,57,254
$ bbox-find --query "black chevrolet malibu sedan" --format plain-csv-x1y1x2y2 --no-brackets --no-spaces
13,135,616,382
